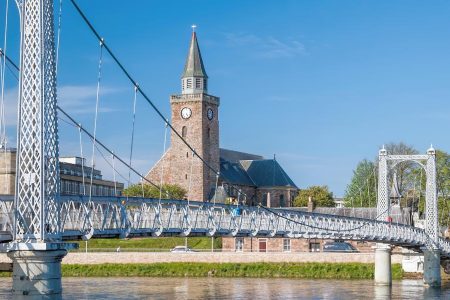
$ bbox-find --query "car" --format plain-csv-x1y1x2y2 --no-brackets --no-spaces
323,241,359,253
170,246,197,253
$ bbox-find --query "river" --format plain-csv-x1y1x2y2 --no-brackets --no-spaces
0,278,449,299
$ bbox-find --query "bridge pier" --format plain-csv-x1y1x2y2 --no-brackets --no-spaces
374,244,391,285
423,249,441,287
6,243,71,299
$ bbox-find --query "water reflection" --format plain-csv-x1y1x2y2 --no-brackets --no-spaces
0,278,448,299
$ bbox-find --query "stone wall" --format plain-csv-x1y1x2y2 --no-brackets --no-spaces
0,252,403,264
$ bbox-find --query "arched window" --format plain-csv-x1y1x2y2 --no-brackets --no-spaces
182,126,187,138
207,128,211,139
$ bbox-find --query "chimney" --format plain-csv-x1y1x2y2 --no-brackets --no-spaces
307,196,315,212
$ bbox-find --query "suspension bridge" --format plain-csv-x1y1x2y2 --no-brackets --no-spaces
0,0,449,297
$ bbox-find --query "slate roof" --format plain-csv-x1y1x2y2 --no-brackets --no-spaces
219,158,256,187
218,148,297,189
182,32,208,78
240,159,298,188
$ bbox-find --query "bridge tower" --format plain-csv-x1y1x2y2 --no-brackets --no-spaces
4,0,74,297
375,146,441,286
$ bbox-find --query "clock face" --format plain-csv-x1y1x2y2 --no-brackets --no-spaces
207,108,214,120
181,107,192,119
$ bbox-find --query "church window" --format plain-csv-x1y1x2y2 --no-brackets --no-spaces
204,79,207,91
185,174,188,180
187,78,192,89
195,78,202,89
182,126,187,138
279,194,285,207
186,152,189,158
207,128,211,139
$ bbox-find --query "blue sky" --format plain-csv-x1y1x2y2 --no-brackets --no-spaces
2,0,450,196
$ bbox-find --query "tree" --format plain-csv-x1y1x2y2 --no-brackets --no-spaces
293,185,335,207
344,159,377,207
123,183,187,200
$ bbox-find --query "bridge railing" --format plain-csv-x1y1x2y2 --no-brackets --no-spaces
0,195,449,257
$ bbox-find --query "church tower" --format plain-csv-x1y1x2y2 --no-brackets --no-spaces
146,27,220,201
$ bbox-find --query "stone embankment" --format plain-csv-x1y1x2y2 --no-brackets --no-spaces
0,252,403,265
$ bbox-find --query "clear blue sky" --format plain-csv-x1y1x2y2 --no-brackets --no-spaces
2,0,450,196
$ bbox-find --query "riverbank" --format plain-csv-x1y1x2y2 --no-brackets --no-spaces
46,263,406,279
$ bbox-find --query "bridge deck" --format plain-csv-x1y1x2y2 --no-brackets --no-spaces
0,195,449,257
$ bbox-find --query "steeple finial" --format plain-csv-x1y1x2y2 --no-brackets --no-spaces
191,24,197,33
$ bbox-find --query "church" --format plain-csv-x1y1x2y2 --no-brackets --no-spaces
145,29,298,207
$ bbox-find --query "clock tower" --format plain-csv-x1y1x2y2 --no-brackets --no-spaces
146,27,220,201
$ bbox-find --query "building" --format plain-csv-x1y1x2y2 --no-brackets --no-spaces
59,157,124,196
0,149,123,196
146,29,298,205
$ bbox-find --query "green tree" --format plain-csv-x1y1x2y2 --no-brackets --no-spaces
123,183,187,200
293,185,335,207
343,159,377,207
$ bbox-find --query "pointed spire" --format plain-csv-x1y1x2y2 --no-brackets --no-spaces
182,27,208,79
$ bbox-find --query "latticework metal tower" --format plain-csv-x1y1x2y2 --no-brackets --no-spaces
14,0,60,243
5,0,74,297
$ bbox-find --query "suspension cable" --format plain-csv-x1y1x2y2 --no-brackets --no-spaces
112,151,117,196
57,106,174,197
78,125,86,195
55,0,63,75
69,0,222,185
0,0,10,194
127,85,138,187
158,120,169,203
187,150,195,205
88,40,104,200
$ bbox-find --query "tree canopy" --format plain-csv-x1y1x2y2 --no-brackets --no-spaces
123,183,187,200
293,185,335,207
343,159,377,207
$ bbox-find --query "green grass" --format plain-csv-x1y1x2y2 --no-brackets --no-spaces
57,263,404,280
72,237,222,251
0,262,405,279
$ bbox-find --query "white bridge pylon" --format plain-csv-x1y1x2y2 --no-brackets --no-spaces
376,146,443,286
377,146,439,250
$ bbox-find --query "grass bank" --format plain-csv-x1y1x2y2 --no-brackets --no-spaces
72,237,222,251
58,263,404,280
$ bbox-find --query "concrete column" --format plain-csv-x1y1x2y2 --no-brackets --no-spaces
423,249,441,287
374,244,391,285
7,249,67,299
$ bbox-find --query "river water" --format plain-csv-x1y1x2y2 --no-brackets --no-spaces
0,277,449,299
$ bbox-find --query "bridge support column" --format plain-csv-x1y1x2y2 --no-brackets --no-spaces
7,248,67,299
423,249,441,287
374,244,391,285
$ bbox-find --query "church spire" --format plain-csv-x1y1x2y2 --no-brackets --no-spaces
181,25,208,94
